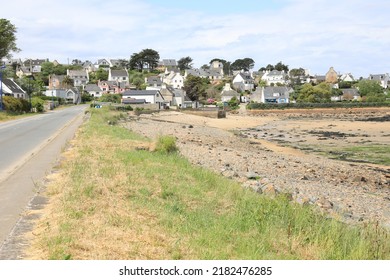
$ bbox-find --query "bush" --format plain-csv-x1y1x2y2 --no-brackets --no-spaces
2,96,29,112
155,135,178,154
31,97,45,112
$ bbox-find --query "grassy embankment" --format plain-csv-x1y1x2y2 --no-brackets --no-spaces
27,107,389,260
0,111,36,122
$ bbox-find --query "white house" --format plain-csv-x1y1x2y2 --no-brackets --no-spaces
1,78,27,99
85,84,103,98
261,70,288,86
108,68,129,85
220,83,240,102
232,72,254,91
67,69,89,87
163,71,184,89
251,87,292,103
122,90,165,104
339,73,355,82
368,73,389,88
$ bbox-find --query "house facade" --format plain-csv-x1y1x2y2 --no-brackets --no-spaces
67,69,89,87
163,71,184,89
85,84,103,98
157,59,178,72
220,83,240,102
368,73,389,88
98,80,129,94
261,70,288,86
251,86,292,103
121,90,165,104
232,72,255,91
108,69,129,85
325,67,338,84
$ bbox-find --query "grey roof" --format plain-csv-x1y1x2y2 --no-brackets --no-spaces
369,74,387,81
2,78,25,94
122,90,160,96
111,69,128,77
263,86,292,98
146,75,162,85
236,72,254,81
68,70,88,77
341,88,359,96
85,84,102,92
161,59,177,67
23,59,48,66
267,70,285,76
221,90,240,97
314,75,326,80
186,68,222,78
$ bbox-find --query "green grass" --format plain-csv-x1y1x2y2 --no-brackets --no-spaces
293,143,390,166
33,107,390,260
340,145,390,166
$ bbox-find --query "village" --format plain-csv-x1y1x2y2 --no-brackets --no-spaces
1,56,389,112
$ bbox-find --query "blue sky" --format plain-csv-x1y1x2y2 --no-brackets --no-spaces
1,0,389,77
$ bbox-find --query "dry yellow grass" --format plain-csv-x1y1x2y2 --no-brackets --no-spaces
24,125,188,260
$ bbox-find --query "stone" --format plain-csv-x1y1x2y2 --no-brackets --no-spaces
246,171,259,180
262,185,279,197
316,196,333,210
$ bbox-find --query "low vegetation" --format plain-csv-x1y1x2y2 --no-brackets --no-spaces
27,107,389,260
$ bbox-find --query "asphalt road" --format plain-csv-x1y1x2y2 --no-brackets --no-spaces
0,105,88,251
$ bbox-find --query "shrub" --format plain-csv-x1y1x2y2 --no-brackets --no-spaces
31,97,45,112
155,135,178,154
2,96,29,112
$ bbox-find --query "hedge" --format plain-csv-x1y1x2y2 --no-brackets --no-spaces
2,96,30,112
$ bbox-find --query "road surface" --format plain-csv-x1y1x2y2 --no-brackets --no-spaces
0,105,88,252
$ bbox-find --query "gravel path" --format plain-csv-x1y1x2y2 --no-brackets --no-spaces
124,111,390,228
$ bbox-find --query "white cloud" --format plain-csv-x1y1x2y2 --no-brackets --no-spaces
1,0,389,77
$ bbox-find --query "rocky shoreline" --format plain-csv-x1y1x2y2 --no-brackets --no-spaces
124,111,390,229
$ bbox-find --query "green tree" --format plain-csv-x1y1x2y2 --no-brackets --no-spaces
89,68,108,83
274,61,289,72
231,58,255,71
297,82,332,103
289,68,306,77
356,80,383,97
62,75,74,89
0,19,20,60
129,49,160,71
177,56,193,71
183,75,207,101
259,64,275,72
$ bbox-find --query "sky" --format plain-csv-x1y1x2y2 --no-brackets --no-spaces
1,0,389,77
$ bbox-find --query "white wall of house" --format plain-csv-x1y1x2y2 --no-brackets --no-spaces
123,92,164,104
261,70,287,86
232,73,254,91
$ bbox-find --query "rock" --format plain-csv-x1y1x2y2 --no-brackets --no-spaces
301,176,309,181
246,171,259,180
353,176,368,183
316,196,333,210
221,170,237,179
262,185,279,197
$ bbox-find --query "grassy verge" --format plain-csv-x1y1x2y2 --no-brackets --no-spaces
27,107,390,260
0,111,36,122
